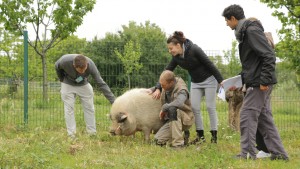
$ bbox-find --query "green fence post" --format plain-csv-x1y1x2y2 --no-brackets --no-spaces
24,30,28,125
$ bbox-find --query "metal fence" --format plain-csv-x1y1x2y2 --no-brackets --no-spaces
0,64,299,132
0,36,299,132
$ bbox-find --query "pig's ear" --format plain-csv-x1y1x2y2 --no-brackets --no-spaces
117,112,128,123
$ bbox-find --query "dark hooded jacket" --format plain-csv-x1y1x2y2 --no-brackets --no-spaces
237,19,277,87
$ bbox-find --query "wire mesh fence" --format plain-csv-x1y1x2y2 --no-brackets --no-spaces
0,63,299,132
0,38,299,133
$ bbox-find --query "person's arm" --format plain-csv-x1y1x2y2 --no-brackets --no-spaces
89,61,115,104
165,58,178,72
152,58,178,98
161,89,188,112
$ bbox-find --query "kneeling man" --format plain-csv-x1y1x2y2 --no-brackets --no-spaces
153,70,194,148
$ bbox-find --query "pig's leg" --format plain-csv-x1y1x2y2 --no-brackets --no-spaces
143,129,151,142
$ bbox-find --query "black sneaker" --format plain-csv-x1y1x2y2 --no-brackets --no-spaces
270,154,289,161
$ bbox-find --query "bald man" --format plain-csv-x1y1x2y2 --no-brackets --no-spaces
153,70,194,148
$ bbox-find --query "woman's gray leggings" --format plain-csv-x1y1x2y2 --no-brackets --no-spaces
191,86,218,131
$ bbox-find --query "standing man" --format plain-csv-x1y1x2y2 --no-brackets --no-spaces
55,54,115,138
153,70,194,148
222,4,289,160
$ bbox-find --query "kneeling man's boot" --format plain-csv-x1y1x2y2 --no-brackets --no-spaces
184,130,190,145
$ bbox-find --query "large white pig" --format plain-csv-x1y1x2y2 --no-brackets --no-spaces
109,88,164,141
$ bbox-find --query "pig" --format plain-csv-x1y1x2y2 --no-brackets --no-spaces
109,88,164,141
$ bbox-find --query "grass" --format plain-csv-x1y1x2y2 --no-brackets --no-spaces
0,82,299,168
0,122,299,168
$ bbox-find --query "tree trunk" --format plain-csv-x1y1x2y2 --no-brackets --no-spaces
41,53,48,101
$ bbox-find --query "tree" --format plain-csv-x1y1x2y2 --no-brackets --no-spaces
119,21,169,63
0,0,96,100
0,27,23,93
118,21,179,87
115,40,143,89
88,21,170,90
84,33,126,92
0,27,22,78
260,0,300,85
222,40,241,78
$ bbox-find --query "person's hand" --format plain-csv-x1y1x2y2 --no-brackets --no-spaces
220,80,225,87
145,89,153,94
159,111,166,120
260,85,269,91
151,89,161,100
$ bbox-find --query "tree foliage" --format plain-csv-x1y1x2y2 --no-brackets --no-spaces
222,40,241,78
0,0,95,54
119,21,169,63
0,0,96,99
118,21,188,84
0,27,22,78
115,40,142,89
87,21,170,91
260,0,300,76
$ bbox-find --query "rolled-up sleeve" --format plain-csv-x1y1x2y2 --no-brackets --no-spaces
162,90,188,111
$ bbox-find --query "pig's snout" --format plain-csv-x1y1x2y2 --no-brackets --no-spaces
110,125,121,136
109,129,116,136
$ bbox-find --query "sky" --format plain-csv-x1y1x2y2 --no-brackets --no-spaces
74,0,282,52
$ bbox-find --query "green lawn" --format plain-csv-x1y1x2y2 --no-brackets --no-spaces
0,84,299,168
0,121,299,169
